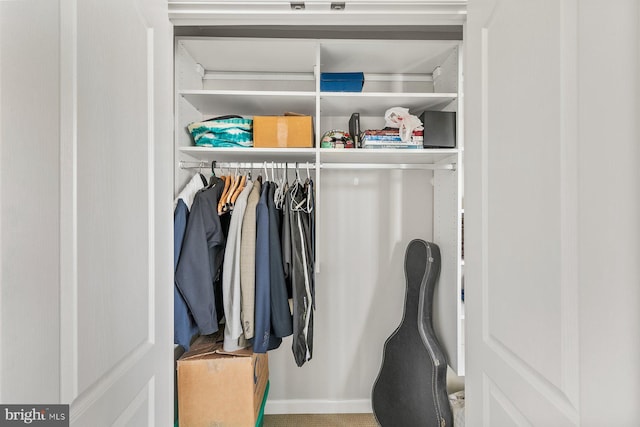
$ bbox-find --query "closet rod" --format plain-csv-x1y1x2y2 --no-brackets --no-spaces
179,160,318,170
179,160,455,171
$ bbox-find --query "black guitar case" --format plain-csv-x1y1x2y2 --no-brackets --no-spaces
372,239,453,427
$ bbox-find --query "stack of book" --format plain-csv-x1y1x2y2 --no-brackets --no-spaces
361,129,424,149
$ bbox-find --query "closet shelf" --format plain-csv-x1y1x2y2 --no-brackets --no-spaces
180,146,459,167
180,146,316,163
180,90,457,118
320,93,457,116
180,90,317,116
319,148,458,165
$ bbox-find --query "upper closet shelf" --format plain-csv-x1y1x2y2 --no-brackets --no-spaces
320,93,457,116
180,90,317,116
180,90,457,118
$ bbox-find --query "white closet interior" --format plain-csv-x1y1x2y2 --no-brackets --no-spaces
174,33,464,413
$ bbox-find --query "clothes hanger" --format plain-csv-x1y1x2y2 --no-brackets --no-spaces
306,162,314,214
206,161,219,187
230,167,247,205
291,162,314,214
274,163,286,209
218,166,232,213
289,162,303,211
197,161,208,187
224,166,241,211
305,162,311,183
228,166,240,201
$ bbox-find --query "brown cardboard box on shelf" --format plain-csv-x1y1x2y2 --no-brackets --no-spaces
253,115,314,148
177,332,269,427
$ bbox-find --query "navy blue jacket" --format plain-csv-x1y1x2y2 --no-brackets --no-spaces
173,199,198,350
253,182,282,353
175,182,225,335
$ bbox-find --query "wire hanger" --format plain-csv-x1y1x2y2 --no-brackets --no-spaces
289,162,304,212
274,163,288,209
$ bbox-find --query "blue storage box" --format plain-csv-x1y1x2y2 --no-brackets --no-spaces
320,72,365,92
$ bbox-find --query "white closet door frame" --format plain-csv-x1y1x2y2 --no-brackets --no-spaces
168,0,467,26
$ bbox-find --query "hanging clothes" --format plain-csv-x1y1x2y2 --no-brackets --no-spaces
267,182,294,339
289,179,316,366
222,179,254,351
175,178,226,336
240,179,261,340
173,173,206,351
304,179,316,357
174,164,316,364
281,183,293,299
253,181,282,353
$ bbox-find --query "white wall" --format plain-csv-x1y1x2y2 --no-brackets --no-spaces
0,0,61,403
266,169,435,413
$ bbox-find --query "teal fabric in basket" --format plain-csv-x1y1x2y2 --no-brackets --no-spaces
188,117,253,148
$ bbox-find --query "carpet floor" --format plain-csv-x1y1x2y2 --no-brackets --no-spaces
263,413,379,427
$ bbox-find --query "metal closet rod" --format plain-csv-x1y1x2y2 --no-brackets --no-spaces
179,160,317,170
179,160,455,171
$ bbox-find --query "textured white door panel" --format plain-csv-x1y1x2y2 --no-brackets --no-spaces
466,0,640,425
59,0,173,425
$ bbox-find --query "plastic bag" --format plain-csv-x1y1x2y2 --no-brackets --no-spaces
384,107,424,143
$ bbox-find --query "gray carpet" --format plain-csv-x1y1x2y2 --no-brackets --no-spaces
263,413,378,427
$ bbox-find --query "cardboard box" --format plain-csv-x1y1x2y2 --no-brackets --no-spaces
174,345,185,427
253,116,314,148
177,334,269,427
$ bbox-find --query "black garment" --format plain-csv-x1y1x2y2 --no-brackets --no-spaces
267,183,293,338
281,185,293,298
303,181,316,354
175,179,225,335
306,180,316,309
299,183,315,359
217,209,232,325
289,182,315,366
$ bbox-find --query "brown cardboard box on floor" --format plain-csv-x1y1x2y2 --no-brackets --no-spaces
253,115,314,148
177,333,269,427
